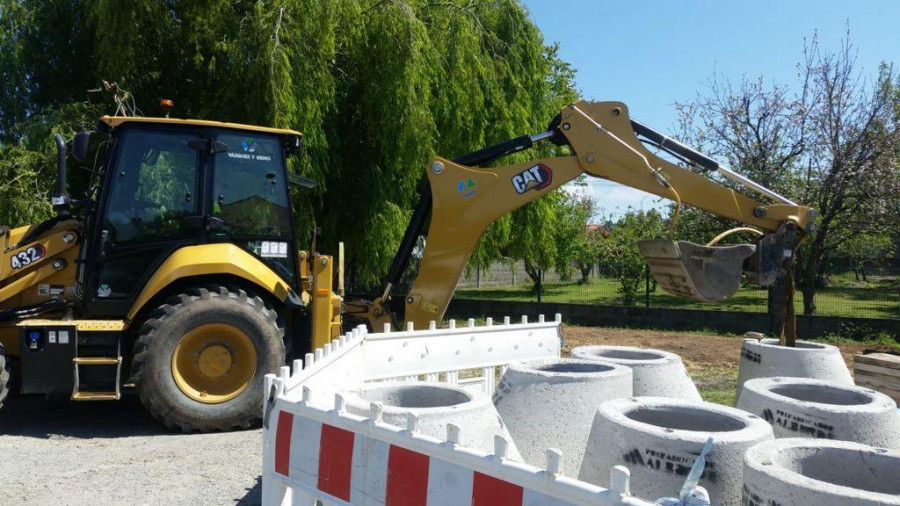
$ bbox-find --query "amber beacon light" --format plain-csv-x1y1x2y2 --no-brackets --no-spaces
160,98,174,117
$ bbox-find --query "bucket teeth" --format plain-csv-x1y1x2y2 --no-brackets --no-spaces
639,239,755,302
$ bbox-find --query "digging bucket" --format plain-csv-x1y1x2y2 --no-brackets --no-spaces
639,239,755,303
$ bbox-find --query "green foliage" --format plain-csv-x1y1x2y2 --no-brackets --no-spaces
0,0,577,288
597,208,666,305
835,233,895,264
818,322,898,348
552,192,599,283
0,101,105,225
672,206,736,245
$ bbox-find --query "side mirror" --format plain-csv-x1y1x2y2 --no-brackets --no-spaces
284,134,302,156
53,134,70,212
72,131,91,162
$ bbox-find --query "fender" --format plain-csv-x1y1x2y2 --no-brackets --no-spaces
127,243,297,322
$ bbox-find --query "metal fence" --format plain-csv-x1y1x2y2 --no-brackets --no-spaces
453,258,900,320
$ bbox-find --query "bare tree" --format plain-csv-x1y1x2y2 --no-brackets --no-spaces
676,72,810,198
677,30,900,315
795,34,900,314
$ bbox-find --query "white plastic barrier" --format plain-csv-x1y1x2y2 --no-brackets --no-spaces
279,316,563,407
261,315,662,505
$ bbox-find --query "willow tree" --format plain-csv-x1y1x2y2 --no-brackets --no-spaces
0,0,576,289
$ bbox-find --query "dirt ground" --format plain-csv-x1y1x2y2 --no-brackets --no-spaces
563,326,882,367
0,326,888,506
563,326,885,405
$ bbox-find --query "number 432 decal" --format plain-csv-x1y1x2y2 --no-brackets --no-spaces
10,245,46,270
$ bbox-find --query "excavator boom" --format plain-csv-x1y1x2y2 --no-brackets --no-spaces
349,101,815,335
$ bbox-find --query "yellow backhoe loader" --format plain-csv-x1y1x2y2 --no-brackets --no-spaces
0,100,814,431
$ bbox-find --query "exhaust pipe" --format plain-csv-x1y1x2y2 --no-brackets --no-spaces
52,134,70,214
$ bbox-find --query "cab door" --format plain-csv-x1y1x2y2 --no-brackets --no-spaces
208,130,297,285
84,127,205,317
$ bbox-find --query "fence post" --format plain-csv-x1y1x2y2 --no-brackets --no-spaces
645,265,651,308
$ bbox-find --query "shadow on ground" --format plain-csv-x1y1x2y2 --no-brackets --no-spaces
236,476,262,506
0,392,167,439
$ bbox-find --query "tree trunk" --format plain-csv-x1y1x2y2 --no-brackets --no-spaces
799,266,817,315
523,260,541,290
797,230,829,316
578,262,592,284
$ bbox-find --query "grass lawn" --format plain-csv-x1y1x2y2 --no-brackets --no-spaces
690,364,739,406
457,275,899,319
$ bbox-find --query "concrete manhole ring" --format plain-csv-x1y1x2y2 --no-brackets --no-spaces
493,357,633,474
341,381,522,460
743,438,900,505
737,377,900,448
736,337,852,404
579,396,773,504
572,345,701,400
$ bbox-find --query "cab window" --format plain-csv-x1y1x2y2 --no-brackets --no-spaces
104,130,200,244
212,133,290,237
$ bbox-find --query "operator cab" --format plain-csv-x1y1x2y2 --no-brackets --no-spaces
81,117,303,318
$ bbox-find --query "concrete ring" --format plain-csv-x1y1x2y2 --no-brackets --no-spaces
737,377,900,448
743,438,900,505
572,345,701,401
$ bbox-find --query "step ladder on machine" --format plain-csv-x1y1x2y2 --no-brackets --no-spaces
72,321,123,401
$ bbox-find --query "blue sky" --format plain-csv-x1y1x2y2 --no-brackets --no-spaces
522,0,900,218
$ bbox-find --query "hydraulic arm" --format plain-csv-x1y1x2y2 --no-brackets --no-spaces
349,101,815,339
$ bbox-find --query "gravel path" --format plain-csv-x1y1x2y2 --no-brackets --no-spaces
0,395,262,506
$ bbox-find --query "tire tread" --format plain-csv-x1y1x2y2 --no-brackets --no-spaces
131,285,284,432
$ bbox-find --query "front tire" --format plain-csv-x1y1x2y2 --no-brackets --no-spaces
132,286,284,431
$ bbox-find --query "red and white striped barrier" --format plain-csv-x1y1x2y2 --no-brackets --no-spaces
263,391,655,506
262,315,658,505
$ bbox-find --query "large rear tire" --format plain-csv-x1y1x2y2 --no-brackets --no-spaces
132,286,284,432
0,344,9,410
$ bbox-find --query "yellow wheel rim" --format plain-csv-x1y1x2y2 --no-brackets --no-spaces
172,323,257,404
